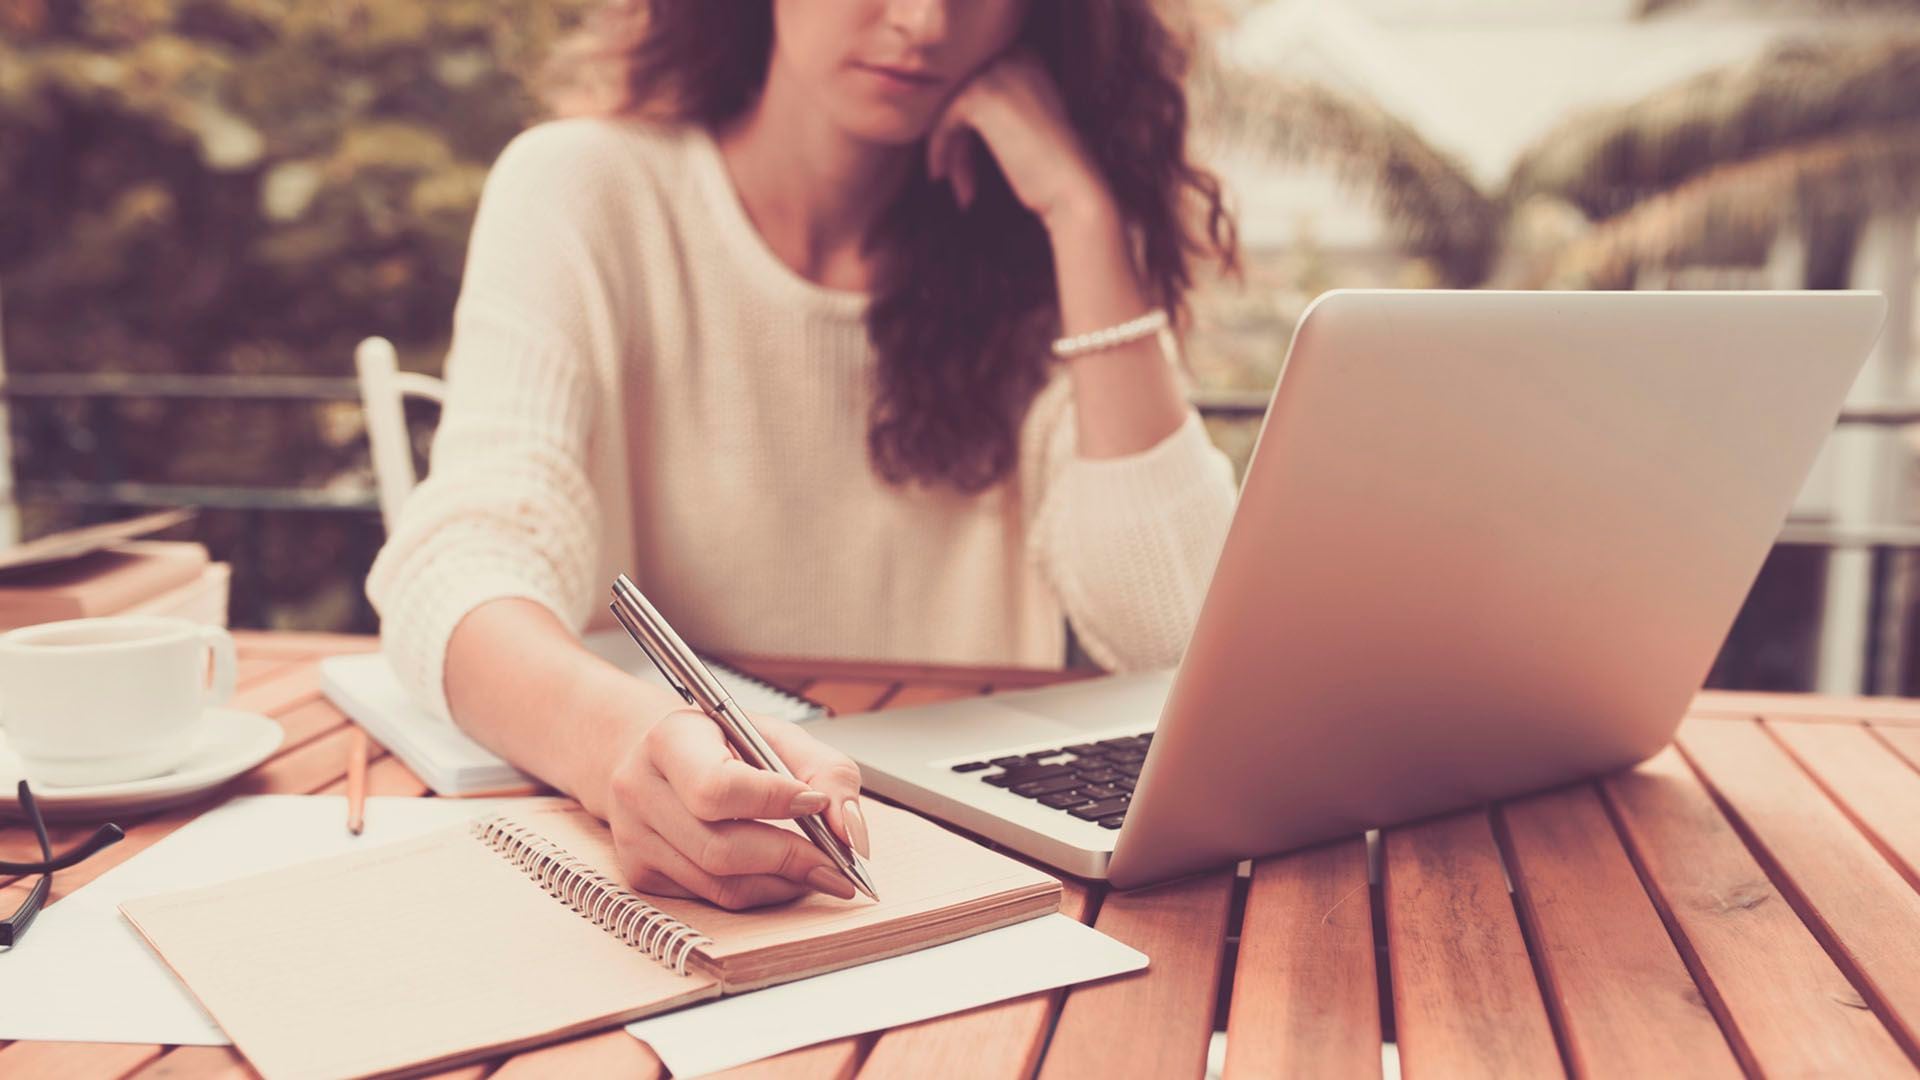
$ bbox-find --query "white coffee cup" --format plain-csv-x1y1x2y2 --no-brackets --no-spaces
0,615,236,787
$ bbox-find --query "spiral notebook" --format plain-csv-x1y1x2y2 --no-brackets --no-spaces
320,631,825,795
121,798,1061,1080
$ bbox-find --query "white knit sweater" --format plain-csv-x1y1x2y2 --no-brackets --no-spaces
366,117,1239,720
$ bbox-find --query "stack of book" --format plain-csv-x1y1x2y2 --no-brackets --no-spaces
0,510,229,631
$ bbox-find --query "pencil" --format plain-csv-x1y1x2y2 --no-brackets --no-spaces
345,726,368,835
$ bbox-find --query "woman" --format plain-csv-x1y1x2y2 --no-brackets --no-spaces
366,0,1239,909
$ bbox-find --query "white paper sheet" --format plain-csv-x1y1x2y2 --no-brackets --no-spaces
626,913,1147,1076
0,795,507,1045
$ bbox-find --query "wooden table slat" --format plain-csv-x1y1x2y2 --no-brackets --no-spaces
1677,717,1920,1059
1768,718,1920,889
1383,809,1565,1079
226,724,364,800
876,683,987,709
1496,784,1742,1079
225,630,380,660
1038,868,1235,1080
689,1036,866,1080
233,655,296,690
1600,747,1913,1077
854,880,1098,1079
1690,690,1920,726
801,679,901,717
488,1027,666,1079
314,749,428,799
1874,722,1920,775
0,1039,165,1079
1223,837,1381,1079
717,654,1094,691
227,664,324,721
123,1044,257,1079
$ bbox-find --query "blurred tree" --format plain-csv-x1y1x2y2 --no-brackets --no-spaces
0,0,594,627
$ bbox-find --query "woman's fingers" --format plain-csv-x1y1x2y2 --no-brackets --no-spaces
621,829,816,910
925,100,976,208
948,133,977,210
647,708,828,821
759,715,870,858
649,807,857,900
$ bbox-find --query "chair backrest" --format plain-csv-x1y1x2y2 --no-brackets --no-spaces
354,336,446,533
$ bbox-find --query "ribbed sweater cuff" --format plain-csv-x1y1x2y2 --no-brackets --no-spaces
1058,408,1223,508
379,562,575,723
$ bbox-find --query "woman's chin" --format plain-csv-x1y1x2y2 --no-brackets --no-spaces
829,102,942,148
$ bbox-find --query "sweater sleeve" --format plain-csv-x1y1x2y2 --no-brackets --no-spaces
364,123,621,721
1020,366,1239,671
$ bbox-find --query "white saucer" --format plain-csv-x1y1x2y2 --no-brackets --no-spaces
0,708,284,821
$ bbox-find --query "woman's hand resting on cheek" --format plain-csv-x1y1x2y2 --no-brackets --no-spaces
926,50,1118,233
606,707,870,910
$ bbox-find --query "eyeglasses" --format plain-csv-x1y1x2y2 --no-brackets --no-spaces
1,781,125,948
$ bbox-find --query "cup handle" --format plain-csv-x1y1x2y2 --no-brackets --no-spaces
200,627,237,709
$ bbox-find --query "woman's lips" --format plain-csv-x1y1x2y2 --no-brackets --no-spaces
851,62,943,93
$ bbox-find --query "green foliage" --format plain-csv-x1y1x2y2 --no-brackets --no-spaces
0,0,594,375
0,0,594,628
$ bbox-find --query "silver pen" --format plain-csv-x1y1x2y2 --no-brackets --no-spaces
609,574,879,901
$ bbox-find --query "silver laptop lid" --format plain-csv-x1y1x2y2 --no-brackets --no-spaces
1108,289,1887,888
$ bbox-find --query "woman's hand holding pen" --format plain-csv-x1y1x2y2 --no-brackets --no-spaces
605,706,871,910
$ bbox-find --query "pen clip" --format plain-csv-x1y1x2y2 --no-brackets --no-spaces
608,600,696,706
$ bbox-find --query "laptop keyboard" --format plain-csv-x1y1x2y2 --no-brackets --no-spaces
950,733,1152,830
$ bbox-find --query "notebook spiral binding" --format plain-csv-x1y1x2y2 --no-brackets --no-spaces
471,816,714,974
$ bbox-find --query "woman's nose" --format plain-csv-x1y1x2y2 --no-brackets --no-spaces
885,0,950,46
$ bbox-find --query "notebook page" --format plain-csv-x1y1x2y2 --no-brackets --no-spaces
122,825,718,1080
507,800,1059,970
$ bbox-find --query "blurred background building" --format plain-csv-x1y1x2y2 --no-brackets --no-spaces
2,0,1918,691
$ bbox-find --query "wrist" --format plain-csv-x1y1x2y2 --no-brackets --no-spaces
562,660,684,817
1040,179,1124,243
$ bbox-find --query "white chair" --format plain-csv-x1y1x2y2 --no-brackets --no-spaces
353,336,446,533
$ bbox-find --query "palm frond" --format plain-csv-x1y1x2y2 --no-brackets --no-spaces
1192,59,1501,285
1543,120,1920,287
1506,36,1920,217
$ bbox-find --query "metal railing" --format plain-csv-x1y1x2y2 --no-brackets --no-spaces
8,372,1920,687
7,374,1920,530
0,373,379,513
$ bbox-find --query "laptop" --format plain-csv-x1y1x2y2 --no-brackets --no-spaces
811,289,1889,888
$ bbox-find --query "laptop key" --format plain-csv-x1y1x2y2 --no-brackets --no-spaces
1097,815,1127,829
1116,776,1136,792
983,763,1075,787
1074,767,1120,783
950,761,990,773
1040,791,1095,810
1064,743,1103,757
989,756,1029,769
1078,783,1125,800
1115,762,1142,778
1012,776,1084,798
1069,797,1130,821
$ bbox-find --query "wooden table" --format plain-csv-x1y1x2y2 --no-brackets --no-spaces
4,633,1920,1078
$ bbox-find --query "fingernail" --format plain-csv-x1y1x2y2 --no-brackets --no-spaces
806,865,856,899
843,799,871,859
790,790,830,816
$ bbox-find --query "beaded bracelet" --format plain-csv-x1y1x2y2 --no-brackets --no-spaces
1050,309,1171,359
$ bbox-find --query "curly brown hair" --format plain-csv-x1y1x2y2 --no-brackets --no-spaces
547,1,1237,493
